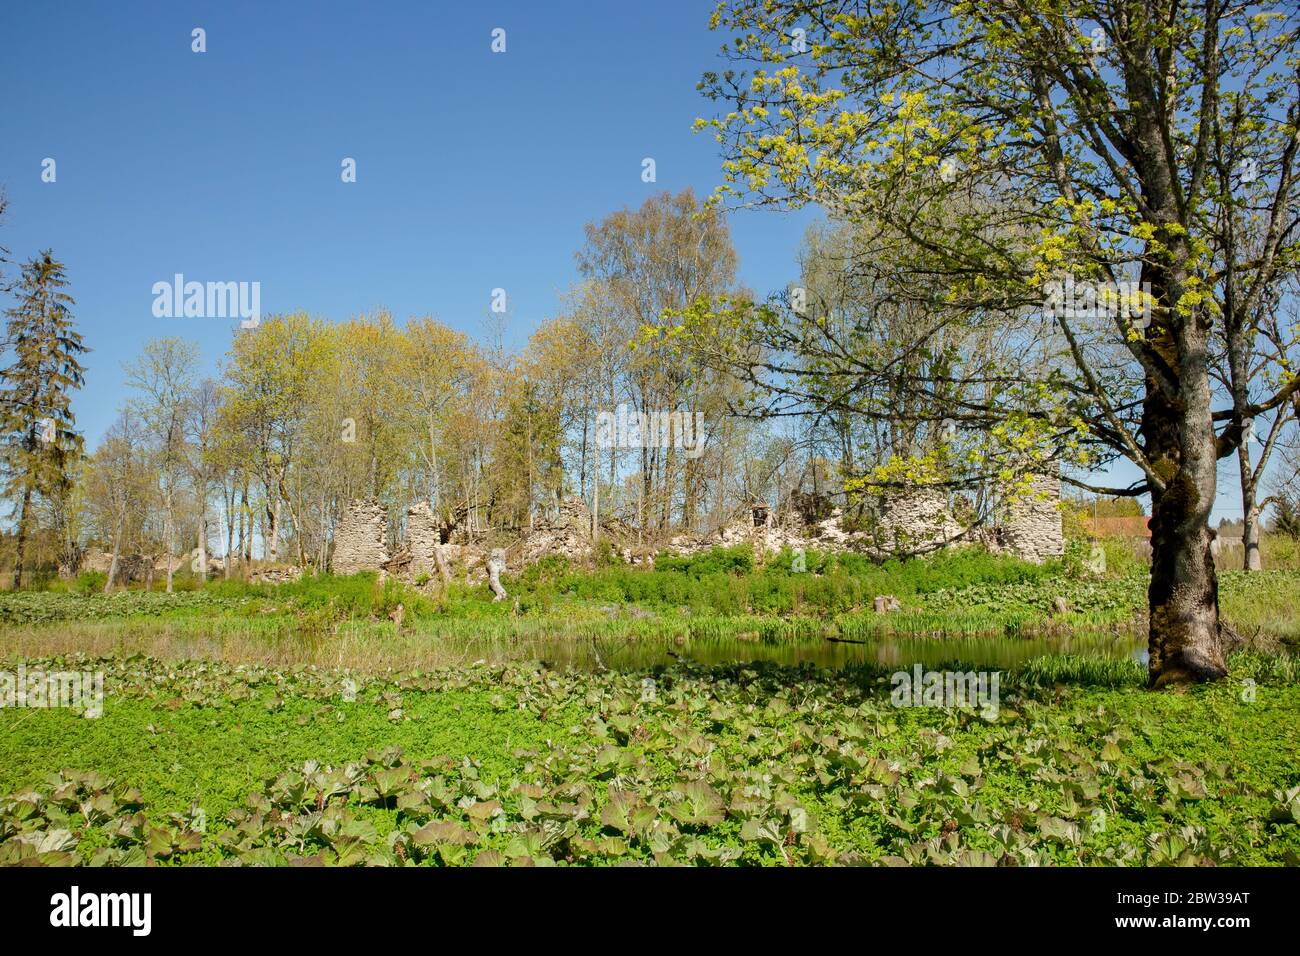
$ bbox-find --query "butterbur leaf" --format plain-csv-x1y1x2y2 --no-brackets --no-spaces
411,820,476,848
1146,832,1189,864
594,835,629,857
9,796,41,821
466,800,503,823
1038,816,1080,845
81,793,114,824
1165,774,1207,800
336,818,377,844
173,830,203,854
505,830,555,860
600,790,643,835
396,790,430,814
31,828,78,854
802,832,838,865
371,766,410,799
145,827,174,859
739,818,782,844
668,782,725,827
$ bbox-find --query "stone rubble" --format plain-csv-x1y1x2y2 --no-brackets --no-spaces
513,497,596,568
82,550,154,583
249,567,303,585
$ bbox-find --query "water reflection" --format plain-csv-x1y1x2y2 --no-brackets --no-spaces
469,630,1147,671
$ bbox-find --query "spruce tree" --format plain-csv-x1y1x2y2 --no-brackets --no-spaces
0,250,88,587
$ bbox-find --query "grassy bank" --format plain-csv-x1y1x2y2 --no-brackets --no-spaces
2,555,1299,660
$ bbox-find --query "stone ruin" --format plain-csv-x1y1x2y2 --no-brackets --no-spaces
331,497,390,576
318,473,1064,585
322,494,649,586
405,501,445,578
873,489,965,556
514,497,598,567
81,550,155,583
249,566,303,585
986,473,1066,563
664,472,1065,566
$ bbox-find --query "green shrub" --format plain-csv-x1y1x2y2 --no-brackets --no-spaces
653,545,754,577
72,570,106,595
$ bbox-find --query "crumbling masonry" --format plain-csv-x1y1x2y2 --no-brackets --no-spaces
404,501,444,578
989,473,1065,563
331,497,390,576
325,474,1064,581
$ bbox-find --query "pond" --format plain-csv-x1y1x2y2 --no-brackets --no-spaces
456,629,1149,671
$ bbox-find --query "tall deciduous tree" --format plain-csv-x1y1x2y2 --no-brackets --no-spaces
85,408,148,592
577,189,738,530
690,0,1300,686
125,338,197,593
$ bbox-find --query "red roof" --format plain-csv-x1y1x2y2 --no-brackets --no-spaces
1082,516,1151,538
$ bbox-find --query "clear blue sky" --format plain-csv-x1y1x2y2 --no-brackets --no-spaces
0,0,816,439
0,0,1253,523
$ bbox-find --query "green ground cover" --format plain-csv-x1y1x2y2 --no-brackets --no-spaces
3,549,1297,867
1,653,1297,866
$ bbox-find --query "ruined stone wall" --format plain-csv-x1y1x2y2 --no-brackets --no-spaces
332,498,390,575
996,473,1064,563
873,489,965,557
311,478,1064,581
405,501,443,577
83,551,154,583
662,477,1062,565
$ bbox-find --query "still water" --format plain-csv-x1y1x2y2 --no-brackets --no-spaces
463,630,1149,671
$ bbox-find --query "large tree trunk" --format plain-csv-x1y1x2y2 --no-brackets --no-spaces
1143,295,1230,687
11,486,31,589
1147,489,1228,687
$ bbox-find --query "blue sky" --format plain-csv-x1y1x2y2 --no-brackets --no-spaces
0,1,1256,523
0,1,817,436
